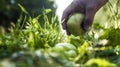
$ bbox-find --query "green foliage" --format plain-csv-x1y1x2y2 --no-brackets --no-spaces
18,4,28,14
85,58,116,67
0,0,55,31
0,8,63,57
100,28,120,47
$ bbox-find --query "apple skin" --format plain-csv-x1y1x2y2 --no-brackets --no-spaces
67,13,84,36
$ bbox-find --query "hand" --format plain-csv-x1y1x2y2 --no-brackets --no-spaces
61,0,108,35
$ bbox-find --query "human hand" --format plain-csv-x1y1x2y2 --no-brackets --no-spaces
61,0,108,35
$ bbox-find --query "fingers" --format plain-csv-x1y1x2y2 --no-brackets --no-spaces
81,0,108,32
61,1,84,35
61,0,82,30
81,6,96,32
66,30,71,35
61,5,72,30
61,4,74,35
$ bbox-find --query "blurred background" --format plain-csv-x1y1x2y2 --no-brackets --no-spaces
0,0,56,31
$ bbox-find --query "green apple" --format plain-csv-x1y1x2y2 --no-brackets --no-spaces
67,13,84,36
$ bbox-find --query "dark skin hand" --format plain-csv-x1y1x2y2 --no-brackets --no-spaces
61,0,108,35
